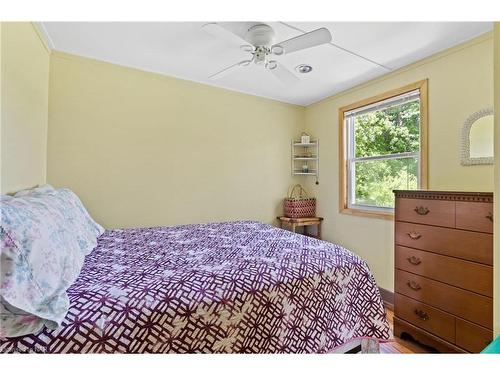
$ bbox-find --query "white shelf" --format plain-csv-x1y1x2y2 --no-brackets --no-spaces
293,157,317,160
293,172,317,175
293,169,317,174
293,142,318,147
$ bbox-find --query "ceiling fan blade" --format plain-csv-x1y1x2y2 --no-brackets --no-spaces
272,27,332,55
202,22,250,47
268,63,299,85
208,60,251,80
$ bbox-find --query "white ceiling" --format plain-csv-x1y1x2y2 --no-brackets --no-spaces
39,22,492,106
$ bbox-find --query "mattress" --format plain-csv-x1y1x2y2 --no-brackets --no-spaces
0,221,390,353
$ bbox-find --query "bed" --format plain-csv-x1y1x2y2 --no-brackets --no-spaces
1,218,390,353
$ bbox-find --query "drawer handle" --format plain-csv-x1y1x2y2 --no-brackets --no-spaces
407,256,422,265
407,281,422,291
414,309,429,321
406,232,422,240
486,212,493,222
414,206,430,215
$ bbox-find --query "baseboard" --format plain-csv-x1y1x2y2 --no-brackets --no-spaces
379,287,394,310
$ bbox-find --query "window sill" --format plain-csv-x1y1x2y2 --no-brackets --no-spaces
340,207,394,221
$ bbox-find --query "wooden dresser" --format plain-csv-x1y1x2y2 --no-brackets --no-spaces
393,190,493,353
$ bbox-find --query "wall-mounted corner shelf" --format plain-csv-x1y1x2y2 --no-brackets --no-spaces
291,138,319,184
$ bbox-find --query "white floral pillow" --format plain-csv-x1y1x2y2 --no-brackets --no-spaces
11,185,103,255
13,184,56,197
0,188,104,337
51,188,105,255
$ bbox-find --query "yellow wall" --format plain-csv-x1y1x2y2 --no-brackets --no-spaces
303,34,494,291
47,52,303,229
493,23,500,337
0,23,50,193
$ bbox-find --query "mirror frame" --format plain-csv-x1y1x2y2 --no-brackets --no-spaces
460,107,494,166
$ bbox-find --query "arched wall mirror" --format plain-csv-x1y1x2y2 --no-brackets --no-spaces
460,108,494,166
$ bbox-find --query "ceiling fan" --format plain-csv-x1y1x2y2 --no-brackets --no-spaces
201,22,332,84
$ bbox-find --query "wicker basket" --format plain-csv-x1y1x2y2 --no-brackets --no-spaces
283,184,316,218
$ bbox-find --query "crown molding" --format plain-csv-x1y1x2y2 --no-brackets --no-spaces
31,22,54,53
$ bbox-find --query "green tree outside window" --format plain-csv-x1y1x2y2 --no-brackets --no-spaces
350,100,420,209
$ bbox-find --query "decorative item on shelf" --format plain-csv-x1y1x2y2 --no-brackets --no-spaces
301,132,310,144
302,164,309,173
283,184,316,218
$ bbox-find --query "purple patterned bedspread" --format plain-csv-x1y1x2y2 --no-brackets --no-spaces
1,221,390,353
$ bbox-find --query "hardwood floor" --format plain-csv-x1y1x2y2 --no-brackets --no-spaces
379,305,433,354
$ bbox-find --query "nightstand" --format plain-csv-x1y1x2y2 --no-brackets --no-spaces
277,217,323,239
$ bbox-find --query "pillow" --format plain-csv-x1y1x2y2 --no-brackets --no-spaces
51,188,105,256
0,188,104,337
14,184,56,197
9,186,103,256
0,193,85,337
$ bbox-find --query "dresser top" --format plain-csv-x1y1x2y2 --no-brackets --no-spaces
393,190,493,202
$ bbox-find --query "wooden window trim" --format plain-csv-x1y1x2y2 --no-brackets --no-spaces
339,79,429,220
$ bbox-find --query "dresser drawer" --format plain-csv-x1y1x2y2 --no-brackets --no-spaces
396,198,455,227
395,269,492,328
395,221,493,265
456,318,493,353
395,246,493,297
395,293,455,343
456,202,493,234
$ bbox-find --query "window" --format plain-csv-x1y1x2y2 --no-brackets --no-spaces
339,80,428,218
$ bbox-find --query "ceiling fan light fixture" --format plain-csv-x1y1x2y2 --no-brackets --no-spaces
204,24,331,84
295,64,313,74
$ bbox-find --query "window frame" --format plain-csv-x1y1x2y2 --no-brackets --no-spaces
339,80,428,220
